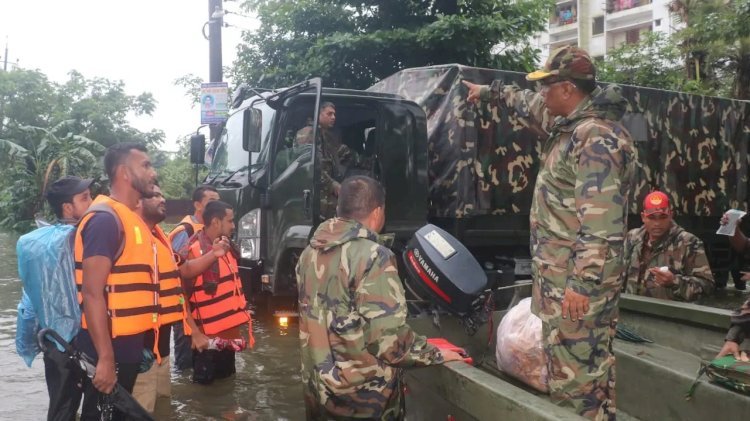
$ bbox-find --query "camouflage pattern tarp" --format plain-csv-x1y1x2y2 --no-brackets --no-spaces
368,64,750,219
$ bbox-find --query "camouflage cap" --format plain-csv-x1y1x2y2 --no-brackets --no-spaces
526,45,596,82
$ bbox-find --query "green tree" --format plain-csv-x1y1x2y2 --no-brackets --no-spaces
669,0,750,98
0,121,104,230
598,32,685,91
231,0,554,90
154,135,208,200
600,0,750,100
0,68,162,230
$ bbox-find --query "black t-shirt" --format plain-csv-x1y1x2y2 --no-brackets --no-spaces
74,212,145,364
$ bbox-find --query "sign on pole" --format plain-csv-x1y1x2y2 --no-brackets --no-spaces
200,82,229,125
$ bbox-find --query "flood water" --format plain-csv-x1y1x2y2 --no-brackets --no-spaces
0,230,305,421
1,228,749,420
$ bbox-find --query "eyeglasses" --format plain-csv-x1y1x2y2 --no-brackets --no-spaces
536,79,571,93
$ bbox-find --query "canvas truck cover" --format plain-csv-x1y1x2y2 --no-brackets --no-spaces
368,64,750,219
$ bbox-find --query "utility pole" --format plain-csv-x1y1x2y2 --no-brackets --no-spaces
3,40,8,71
208,0,223,146
208,0,223,83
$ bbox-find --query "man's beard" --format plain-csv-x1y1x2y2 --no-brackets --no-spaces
130,172,155,199
146,209,166,225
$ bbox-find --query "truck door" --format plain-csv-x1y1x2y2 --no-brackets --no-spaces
264,79,322,296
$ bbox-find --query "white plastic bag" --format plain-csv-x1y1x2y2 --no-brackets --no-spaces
496,297,548,392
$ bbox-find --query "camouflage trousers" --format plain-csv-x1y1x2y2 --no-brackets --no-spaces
532,269,618,420
303,376,405,421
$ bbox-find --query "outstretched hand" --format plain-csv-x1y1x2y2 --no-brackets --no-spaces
462,80,482,104
441,349,465,362
716,340,749,361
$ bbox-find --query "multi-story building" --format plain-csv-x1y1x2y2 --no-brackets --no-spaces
535,0,680,62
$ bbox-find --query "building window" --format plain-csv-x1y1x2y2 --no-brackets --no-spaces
593,16,604,35
654,18,661,27
551,4,578,27
626,28,641,44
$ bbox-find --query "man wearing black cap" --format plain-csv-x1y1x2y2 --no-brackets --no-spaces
464,46,635,420
45,175,94,223
16,175,93,421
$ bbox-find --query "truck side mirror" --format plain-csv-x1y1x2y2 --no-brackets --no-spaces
243,108,263,153
190,133,206,164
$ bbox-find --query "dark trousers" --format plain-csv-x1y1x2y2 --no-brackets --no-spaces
192,349,236,385
43,346,84,421
80,362,140,421
172,322,193,370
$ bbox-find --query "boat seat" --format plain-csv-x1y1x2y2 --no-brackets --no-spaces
615,340,750,421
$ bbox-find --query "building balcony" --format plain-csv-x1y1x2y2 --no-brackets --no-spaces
550,20,578,36
607,0,653,15
606,0,654,31
551,2,578,29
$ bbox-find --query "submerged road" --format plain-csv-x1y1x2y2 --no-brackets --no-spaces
0,230,305,420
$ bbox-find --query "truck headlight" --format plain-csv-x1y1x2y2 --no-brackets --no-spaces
238,209,261,260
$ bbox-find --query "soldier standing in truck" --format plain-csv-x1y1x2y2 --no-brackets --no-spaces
295,101,372,218
464,46,635,420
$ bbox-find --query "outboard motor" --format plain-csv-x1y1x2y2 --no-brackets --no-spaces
402,224,491,335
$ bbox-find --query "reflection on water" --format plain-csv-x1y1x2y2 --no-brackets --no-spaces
0,230,304,420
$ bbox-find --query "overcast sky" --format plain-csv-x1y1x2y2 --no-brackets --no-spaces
1,0,256,151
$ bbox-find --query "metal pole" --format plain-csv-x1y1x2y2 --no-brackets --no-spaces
3,38,8,72
208,0,223,144
208,0,223,83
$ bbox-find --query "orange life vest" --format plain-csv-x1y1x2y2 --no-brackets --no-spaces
187,236,250,336
152,225,190,333
168,215,202,244
74,195,159,337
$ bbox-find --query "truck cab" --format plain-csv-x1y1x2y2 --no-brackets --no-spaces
206,79,430,302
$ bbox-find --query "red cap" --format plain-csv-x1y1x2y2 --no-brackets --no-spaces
643,191,670,215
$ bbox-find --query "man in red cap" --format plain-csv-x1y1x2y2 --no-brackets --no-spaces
464,46,634,420
622,190,715,301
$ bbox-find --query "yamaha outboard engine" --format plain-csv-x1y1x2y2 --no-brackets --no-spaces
402,224,491,335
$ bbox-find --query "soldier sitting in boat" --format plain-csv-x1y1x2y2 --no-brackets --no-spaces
622,191,715,302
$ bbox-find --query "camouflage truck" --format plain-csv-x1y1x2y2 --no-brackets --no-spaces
203,64,750,305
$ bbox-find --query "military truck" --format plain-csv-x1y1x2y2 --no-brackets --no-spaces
202,64,750,306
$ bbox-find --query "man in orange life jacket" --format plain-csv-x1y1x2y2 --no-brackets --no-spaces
179,200,252,384
168,185,219,370
73,142,158,420
132,184,233,412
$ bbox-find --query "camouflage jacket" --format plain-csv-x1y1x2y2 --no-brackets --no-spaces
482,83,635,309
296,218,443,419
295,126,372,218
622,223,715,302
727,297,750,345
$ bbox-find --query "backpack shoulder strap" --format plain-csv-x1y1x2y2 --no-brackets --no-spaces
80,203,126,263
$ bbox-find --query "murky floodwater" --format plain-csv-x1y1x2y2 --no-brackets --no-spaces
2,228,749,420
0,230,304,421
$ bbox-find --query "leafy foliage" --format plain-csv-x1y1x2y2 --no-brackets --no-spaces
153,136,208,200
601,0,750,99
231,0,554,90
598,32,685,91
0,69,162,230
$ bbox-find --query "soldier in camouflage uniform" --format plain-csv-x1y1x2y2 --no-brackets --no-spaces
622,191,715,301
295,102,373,218
718,211,750,359
718,295,750,360
295,176,462,420
465,46,635,420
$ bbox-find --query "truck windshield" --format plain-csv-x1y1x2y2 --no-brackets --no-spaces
208,101,275,177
